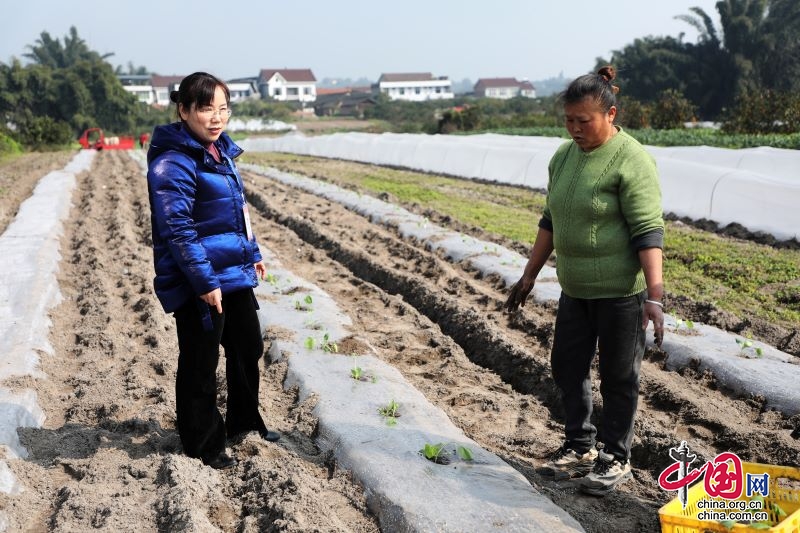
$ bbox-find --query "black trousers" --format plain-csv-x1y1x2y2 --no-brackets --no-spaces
173,288,268,462
550,290,646,462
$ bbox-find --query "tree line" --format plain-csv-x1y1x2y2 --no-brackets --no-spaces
378,1,800,136
1,2,799,151
0,27,169,150
597,0,800,132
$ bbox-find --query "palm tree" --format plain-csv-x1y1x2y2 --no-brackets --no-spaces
24,26,113,69
675,6,722,47
675,1,769,114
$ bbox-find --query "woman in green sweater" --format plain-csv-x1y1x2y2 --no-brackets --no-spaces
505,65,665,496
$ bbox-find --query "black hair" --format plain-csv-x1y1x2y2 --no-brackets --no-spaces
170,72,230,120
561,65,619,112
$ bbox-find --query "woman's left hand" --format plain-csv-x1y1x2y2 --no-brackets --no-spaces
254,261,267,280
643,301,664,347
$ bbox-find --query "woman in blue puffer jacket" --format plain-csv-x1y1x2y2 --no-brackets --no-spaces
147,72,279,470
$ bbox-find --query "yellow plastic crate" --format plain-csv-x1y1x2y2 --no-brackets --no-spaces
659,462,800,533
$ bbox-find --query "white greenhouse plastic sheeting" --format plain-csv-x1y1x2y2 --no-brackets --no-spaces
0,150,95,496
239,132,800,241
243,163,800,416
253,248,584,533
225,118,296,133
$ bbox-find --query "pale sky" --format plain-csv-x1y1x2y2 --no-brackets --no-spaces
4,0,720,83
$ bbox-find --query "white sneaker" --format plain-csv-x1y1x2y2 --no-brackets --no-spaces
580,450,632,495
539,445,598,480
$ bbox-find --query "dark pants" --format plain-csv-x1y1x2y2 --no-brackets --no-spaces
550,290,646,462
173,289,268,462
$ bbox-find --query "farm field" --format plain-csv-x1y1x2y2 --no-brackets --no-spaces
1,150,799,532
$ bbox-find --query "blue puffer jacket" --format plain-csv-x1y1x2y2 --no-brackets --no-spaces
147,122,262,313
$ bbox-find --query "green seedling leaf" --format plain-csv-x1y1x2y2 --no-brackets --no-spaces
456,445,474,461
771,502,788,518
324,342,338,353
421,443,445,460
321,332,338,353
377,399,400,421
304,294,313,305
755,347,764,357
304,337,315,350
351,366,363,380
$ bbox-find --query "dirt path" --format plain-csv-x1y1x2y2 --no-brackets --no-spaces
1,151,799,532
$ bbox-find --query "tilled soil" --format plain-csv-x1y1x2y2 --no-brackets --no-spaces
1,150,799,532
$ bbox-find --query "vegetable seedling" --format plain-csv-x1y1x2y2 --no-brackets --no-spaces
377,399,400,426
304,336,315,350
735,337,764,358
718,495,785,530
348,354,375,382
321,332,338,353
675,317,695,330
419,442,474,465
294,294,314,312
351,356,363,380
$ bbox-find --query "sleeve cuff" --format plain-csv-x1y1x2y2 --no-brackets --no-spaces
538,216,553,232
632,228,664,250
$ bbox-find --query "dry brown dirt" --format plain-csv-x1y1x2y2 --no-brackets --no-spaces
1,150,799,532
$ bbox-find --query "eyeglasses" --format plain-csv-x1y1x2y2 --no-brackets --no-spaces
195,105,232,119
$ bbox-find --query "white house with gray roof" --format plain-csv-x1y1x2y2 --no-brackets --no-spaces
474,78,536,99
258,69,317,102
373,73,454,101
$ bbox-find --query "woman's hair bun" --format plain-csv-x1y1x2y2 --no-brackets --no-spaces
597,65,620,94
169,90,180,104
597,65,616,82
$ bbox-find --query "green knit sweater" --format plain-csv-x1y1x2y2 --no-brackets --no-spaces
542,129,663,299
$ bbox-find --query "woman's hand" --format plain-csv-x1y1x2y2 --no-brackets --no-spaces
643,300,664,346
200,288,223,314
505,277,535,312
254,261,267,280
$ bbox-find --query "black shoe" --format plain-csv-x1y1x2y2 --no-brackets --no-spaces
259,429,280,442
204,452,237,470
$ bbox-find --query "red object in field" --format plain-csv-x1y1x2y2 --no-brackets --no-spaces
78,128,135,150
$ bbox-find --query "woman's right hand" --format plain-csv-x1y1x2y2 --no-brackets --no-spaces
505,277,535,312
200,288,223,314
